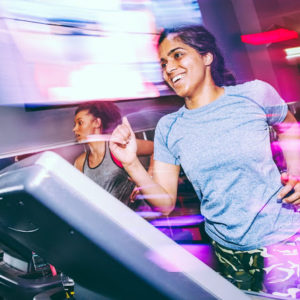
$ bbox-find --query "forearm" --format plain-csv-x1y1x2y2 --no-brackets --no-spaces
147,154,154,177
124,158,176,215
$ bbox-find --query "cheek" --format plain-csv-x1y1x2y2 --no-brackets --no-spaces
162,72,169,83
80,125,90,133
85,126,93,133
190,64,205,80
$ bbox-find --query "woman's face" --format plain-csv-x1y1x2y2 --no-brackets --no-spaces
73,110,99,142
158,35,212,100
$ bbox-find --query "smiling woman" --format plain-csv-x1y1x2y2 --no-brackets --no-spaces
159,40,213,102
109,25,300,296
158,26,236,108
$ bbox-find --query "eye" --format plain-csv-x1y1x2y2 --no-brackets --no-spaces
78,121,83,126
161,62,167,69
174,52,183,59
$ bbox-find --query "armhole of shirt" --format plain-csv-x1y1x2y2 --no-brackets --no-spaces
82,151,88,172
109,147,123,168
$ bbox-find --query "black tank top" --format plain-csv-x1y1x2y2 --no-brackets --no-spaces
83,142,135,206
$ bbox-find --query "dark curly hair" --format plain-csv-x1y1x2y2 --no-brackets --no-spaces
75,101,121,133
158,25,236,87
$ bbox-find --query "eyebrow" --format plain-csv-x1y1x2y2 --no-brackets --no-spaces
160,47,185,62
75,111,90,120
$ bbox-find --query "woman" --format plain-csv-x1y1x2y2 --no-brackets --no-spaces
73,101,153,211
109,25,300,295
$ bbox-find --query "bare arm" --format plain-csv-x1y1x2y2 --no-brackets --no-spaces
136,138,154,175
110,117,180,215
274,110,300,204
74,152,86,173
136,139,153,156
126,158,180,215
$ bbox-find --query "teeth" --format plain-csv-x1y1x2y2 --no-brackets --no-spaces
172,74,184,83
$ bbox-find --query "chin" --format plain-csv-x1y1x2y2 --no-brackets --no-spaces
175,90,188,98
173,86,189,98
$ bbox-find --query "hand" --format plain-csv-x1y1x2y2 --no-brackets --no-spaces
278,172,300,205
129,186,141,203
109,117,137,166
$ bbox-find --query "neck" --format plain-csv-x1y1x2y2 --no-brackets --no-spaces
88,141,105,157
185,78,224,110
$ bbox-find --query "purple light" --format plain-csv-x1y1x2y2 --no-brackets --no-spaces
146,244,218,272
181,244,218,269
136,211,162,219
150,214,204,227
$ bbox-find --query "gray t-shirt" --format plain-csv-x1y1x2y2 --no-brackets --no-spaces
154,80,300,251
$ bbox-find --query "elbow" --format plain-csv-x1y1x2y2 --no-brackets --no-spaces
154,199,176,216
161,208,174,217
154,207,174,217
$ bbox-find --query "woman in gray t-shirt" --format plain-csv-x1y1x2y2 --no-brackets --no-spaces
109,25,300,295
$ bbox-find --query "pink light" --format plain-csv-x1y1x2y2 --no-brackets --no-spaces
241,28,298,45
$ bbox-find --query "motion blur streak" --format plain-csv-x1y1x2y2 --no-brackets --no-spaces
0,0,202,105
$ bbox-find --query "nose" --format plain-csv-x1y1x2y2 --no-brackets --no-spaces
166,61,177,75
72,124,77,132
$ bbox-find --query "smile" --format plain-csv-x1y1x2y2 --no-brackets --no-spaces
171,74,184,84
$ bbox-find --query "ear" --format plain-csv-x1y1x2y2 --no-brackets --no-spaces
203,52,213,66
94,117,102,130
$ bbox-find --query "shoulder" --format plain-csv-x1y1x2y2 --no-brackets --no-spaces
156,108,184,133
226,79,280,98
226,79,284,106
226,79,273,95
74,152,87,172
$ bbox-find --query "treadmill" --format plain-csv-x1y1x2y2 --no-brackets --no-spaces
0,151,285,299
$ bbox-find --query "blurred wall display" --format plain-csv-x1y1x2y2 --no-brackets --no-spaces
0,0,202,104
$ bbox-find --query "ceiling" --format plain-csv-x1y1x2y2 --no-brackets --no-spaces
254,0,300,32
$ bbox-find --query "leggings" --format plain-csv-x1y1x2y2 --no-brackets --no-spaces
212,233,300,298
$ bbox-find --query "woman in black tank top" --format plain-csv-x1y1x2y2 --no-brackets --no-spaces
73,101,153,211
